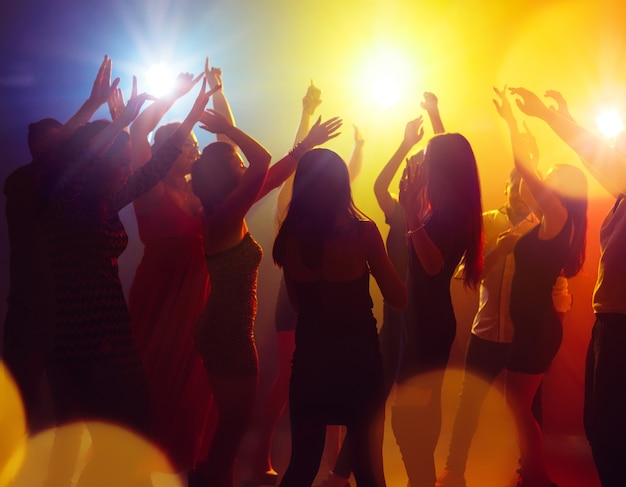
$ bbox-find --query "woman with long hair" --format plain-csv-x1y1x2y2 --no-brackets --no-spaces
273,148,407,487
126,62,231,471
189,110,341,487
391,116,484,487
496,86,587,487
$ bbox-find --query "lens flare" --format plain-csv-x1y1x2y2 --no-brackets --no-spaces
596,109,624,139
145,63,175,98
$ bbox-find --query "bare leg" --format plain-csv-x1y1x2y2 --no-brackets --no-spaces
255,330,295,479
505,370,552,486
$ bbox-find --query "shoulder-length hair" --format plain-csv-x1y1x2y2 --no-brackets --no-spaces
273,148,368,269
191,141,239,213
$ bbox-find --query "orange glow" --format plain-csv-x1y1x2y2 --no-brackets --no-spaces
0,363,26,487
383,368,518,486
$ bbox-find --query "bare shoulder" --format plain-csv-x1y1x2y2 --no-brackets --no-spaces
355,218,381,240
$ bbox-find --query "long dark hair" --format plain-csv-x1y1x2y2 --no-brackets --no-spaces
273,148,367,269
552,164,587,278
422,133,484,288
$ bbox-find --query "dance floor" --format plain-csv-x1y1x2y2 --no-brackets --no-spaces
8,369,600,487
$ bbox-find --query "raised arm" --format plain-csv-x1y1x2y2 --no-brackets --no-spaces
347,125,364,182
204,57,236,145
61,55,120,137
421,91,445,134
275,82,323,224
85,78,156,163
257,116,343,202
114,80,218,209
513,87,626,197
494,86,567,236
198,109,271,222
374,116,424,219
399,158,445,276
129,72,200,170
294,81,322,145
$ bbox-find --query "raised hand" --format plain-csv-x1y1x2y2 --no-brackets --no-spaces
509,87,552,119
187,79,222,123
301,116,342,148
302,80,322,116
168,72,200,100
107,86,126,121
403,116,425,147
544,90,574,121
204,57,223,91
420,92,439,112
353,124,364,145
520,121,540,167
493,86,515,124
199,108,233,134
88,55,120,107
398,158,424,214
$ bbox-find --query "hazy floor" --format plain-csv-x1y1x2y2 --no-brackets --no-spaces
7,368,600,487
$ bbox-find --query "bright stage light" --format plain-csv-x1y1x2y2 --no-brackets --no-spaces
359,46,413,109
596,109,624,139
145,63,175,98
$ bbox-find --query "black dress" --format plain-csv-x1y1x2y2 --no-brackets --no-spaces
288,272,384,426
508,218,572,374
44,140,182,433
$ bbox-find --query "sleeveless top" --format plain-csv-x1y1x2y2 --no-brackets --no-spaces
194,232,263,377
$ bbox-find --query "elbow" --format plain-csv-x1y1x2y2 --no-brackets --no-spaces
373,177,387,196
260,152,272,168
417,252,444,277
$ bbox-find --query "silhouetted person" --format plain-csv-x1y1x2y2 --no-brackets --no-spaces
42,75,213,487
273,148,406,487
496,86,588,487
510,87,625,487
391,121,484,487
189,107,341,487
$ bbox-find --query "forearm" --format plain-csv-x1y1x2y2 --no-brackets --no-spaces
543,110,626,193
426,108,445,134
347,141,364,183
212,91,237,144
374,140,411,200
61,98,101,137
129,98,176,168
131,97,176,137
262,155,297,197
293,111,313,146
85,118,127,159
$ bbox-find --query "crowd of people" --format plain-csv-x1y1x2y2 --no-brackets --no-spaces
2,54,625,487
